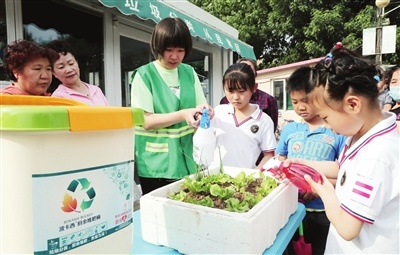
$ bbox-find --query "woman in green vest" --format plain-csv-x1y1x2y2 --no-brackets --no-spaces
131,17,213,195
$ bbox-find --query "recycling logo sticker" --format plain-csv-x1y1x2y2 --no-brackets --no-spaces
61,178,96,213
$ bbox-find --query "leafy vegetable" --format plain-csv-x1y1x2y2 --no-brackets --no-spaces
168,171,278,213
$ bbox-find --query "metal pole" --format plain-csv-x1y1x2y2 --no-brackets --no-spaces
375,7,383,65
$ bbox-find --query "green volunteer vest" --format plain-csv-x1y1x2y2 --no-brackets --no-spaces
132,62,198,179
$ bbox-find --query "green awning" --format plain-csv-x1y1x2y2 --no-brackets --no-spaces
98,0,256,60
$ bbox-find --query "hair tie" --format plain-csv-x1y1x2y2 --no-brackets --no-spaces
325,53,333,59
373,75,380,83
335,42,343,49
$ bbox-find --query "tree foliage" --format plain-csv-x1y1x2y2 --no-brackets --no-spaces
190,0,400,68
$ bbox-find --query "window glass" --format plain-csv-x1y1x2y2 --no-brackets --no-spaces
21,0,103,94
273,80,285,110
286,81,293,110
120,36,151,107
0,0,7,81
184,49,210,102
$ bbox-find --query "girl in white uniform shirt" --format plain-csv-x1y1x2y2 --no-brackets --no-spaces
279,46,399,254
211,63,276,169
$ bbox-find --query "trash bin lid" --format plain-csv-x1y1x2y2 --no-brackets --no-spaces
0,95,144,131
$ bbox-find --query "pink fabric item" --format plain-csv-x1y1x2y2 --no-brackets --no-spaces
51,83,109,106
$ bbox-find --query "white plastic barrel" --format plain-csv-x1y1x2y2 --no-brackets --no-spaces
0,95,144,254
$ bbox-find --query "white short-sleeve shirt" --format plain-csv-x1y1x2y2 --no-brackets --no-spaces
211,103,276,168
325,112,399,254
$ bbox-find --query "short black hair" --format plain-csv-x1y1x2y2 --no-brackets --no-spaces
150,17,192,60
387,66,400,86
46,39,76,58
236,58,257,77
287,60,327,94
223,62,256,92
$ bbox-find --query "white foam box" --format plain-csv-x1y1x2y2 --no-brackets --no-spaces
139,165,298,254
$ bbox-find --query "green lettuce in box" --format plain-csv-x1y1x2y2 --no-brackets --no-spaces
140,165,298,254
169,170,278,213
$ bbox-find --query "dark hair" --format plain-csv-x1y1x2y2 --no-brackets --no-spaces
46,39,76,58
321,45,379,104
287,60,327,94
3,39,58,81
387,66,400,87
376,65,390,85
150,17,192,60
376,65,384,79
222,62,256,92
236,58,257,77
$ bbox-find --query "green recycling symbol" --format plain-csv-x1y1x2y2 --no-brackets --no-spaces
61,178,96,213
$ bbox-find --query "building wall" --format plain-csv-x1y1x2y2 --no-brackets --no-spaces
255,57,324,128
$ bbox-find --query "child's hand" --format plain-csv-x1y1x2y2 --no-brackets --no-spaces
269,166,286,181
299,190,319,202
304,172,334,198
268,157,300,181
281,158,303,167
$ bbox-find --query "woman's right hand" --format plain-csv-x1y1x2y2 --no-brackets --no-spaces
183,108,201,128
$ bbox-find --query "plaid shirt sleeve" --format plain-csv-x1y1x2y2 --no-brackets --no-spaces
265,95,279,132
254,90,279,132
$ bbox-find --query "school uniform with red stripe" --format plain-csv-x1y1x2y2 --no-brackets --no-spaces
325,112,399,254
